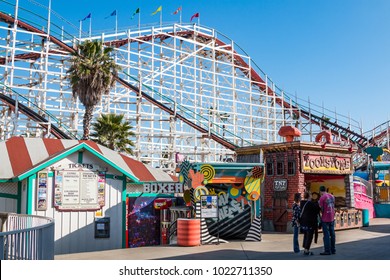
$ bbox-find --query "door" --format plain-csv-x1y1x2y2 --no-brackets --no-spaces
273,191,288,232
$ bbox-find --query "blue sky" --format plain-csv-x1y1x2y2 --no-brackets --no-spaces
49,0,390,131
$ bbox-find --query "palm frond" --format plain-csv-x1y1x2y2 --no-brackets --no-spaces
67,40,122,139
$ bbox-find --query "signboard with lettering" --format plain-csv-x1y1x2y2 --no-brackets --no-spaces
54,169,105,211
301,152,352,174
52,163,107,172
274,179,288,191
153,198,173,210
143,183,183,194
62,171,80,205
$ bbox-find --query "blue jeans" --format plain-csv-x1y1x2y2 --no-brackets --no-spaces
322,221,336,254
293,225,300,253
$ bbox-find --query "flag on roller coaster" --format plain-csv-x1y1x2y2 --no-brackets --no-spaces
105,10,118,34
131,7,140,19
151,6,163,27
172,6,182,15
79,13,92,38
172,6,182,24
151,5,162,16
81,13,91,21
190,12,199,22
105,10,117,19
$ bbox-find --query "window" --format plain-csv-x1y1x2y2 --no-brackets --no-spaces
266,162,273,176
287,161,296,175
276,161,284,176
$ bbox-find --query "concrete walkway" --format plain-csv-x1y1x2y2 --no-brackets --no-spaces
55,218,390,260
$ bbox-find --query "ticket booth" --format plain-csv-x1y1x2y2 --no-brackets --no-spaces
0,137,177,255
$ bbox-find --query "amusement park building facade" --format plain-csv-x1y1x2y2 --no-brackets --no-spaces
237,140,363,232
1,0,389,256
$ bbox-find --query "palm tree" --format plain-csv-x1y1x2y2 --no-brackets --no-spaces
67,40,121,139
90,113,136,155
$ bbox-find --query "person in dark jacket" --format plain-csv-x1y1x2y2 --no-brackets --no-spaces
299,191,320,255
291,193,301,253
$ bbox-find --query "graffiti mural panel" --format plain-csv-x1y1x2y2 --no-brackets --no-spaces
205,187,252,239
128,196,160,248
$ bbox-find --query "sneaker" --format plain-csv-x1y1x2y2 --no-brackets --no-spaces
320,252,331,255
304,251,314,255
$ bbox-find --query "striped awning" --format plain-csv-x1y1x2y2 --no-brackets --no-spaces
0,137,177,182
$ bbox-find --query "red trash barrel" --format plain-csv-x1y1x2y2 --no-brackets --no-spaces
177,218,200,246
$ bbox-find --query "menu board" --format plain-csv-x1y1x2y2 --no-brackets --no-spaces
80,172,98,204
54,170,105,211
62,171,80,205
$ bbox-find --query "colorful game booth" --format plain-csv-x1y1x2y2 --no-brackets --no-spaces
125,162,264,247
356,147,390,218
236,127,368,232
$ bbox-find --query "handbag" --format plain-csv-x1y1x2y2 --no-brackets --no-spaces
299,201,309,233
318,214,322,228
299,201,308,220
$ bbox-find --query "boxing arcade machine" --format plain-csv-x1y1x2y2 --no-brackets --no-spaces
153,198,173,245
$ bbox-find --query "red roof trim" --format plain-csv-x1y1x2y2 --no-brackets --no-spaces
120,154,155,181
6,137,33,176
80,140,102,154
170,174,178,181
42,138,66,156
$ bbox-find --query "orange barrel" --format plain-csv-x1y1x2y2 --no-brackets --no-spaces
177,218,200,246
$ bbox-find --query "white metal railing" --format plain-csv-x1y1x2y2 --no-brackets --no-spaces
353,176,373,198
0,212,54,260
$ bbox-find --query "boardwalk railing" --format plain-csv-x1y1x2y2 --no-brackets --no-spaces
0,213,54,260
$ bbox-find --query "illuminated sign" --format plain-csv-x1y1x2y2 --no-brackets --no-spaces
153,198,173,210
143,183,183,194
301,152,352,174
